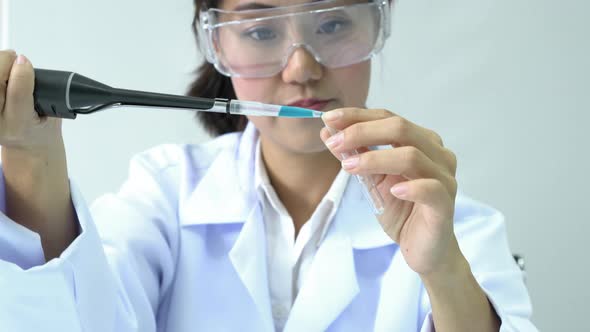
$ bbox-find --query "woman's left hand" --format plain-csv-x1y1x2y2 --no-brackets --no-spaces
320,107,462,278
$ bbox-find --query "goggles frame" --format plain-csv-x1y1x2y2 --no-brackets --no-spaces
197,0,391,78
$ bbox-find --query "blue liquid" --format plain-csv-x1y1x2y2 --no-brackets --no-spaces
278,106,322,118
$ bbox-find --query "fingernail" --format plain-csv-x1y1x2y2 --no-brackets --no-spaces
322,110,343,122
342,155,360,170
390,185,408,198
15,55,26,65
325,131,343,149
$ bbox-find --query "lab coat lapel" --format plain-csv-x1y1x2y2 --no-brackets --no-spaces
229,202,274,332
180,123,405,331
180,124,258,225
373,252,423,332
284,177,396,332
283,233,359,332
180,124,274,331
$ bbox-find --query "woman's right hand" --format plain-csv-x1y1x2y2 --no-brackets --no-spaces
0,50,63,152
0,50,77,261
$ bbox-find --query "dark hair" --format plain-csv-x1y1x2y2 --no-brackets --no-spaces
187,0,248,137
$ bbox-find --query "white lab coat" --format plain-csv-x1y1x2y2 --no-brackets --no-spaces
0,124,537,332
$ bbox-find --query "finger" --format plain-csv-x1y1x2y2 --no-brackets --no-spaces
5,55,37,122
0,50,17,81
324,107,443,148
0,50,18,112
321,127,388,194
322,107,394,130
341,147,457,196
390,178,454,220
320,126,331,141
320,126,369,162
325,117,455,174
328,116,429,150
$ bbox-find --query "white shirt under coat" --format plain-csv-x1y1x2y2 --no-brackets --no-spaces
255,138,350,331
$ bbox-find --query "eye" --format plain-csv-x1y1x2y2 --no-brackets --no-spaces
243,26,277,41
317,18,351,34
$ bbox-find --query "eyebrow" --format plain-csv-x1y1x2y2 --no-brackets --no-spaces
233,0,323,11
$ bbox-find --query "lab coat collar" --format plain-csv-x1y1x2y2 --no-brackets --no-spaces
179,123,258,225
180,122,394,249
228,201,275,332
284,232,359,331
180,123,396,331
284,175,395,331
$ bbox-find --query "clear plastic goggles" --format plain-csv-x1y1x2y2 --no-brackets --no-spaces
197,0,391,78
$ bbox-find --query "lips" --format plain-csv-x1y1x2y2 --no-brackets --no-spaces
288,98,332,111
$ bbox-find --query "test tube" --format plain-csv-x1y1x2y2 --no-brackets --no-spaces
326,126,385,215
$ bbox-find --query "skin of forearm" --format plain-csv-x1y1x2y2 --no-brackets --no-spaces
421,247,501,332
2,142,77,261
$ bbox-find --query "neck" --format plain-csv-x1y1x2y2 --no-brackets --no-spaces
260,138,341,236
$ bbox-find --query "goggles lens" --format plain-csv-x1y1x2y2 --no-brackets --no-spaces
201,0,387,77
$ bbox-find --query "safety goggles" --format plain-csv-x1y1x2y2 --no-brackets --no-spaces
197,0,391,78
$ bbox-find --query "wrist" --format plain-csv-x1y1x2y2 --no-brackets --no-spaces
420,240,471,290
418,240,501,332
1,142,68,193
2,140,65,169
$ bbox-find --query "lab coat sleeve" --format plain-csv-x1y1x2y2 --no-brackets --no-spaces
0,149,182,332
417,198,538,332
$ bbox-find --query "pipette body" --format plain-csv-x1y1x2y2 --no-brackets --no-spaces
32,69,322,119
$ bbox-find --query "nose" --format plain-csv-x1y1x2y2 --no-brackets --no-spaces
281,46,323,84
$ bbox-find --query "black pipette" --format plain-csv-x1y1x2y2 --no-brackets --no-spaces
32,69,321,119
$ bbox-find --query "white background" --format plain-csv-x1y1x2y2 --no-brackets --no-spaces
3,0,589,330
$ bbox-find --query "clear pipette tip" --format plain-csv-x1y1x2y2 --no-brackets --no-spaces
229,100,323,118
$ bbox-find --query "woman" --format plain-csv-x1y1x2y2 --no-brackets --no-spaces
0,0,536,331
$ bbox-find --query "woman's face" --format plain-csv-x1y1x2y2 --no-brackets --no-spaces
221,0,372,154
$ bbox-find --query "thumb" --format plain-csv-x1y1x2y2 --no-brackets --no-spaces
5,55,36,121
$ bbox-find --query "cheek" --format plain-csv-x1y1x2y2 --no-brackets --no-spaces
248,115,329,154
246,115,274,134
231,77,276,102
330,61,371,107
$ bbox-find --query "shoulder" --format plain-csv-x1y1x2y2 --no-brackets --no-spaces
454,193,503,222
452,192,516,271
93,131,245,213
112,131,245,202
453,192,505,235
128,131,243,177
